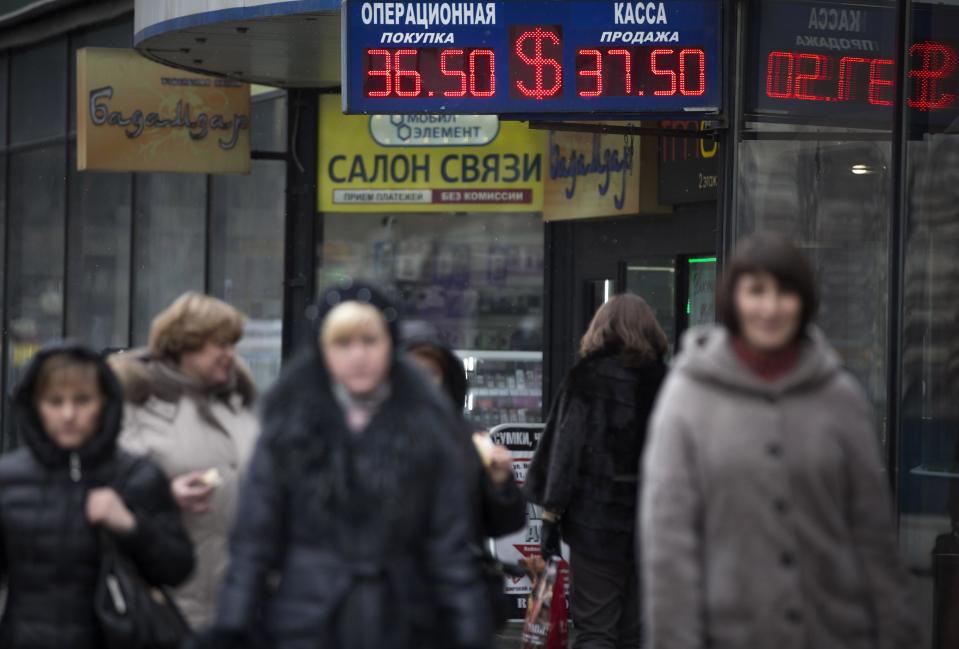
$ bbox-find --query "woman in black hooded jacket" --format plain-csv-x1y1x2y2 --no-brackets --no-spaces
0,343,195,649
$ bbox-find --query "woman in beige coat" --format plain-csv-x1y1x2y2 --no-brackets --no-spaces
110,292,259,629
641,233,918,649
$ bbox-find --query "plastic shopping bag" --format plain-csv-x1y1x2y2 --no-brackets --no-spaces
520,557,568,649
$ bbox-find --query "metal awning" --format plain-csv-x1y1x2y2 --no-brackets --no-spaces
134,0,341,87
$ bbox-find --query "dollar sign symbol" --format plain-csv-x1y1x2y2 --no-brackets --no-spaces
515,28,563,99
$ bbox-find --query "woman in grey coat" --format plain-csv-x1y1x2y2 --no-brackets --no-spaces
641,233,918,649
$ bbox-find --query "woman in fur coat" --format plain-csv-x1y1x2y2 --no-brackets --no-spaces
525,294,668,649
110,293,258,629
191,282,492,649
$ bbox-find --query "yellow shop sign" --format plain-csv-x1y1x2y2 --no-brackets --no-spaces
318,95,544,213
544,130,641,221
76,48,251,174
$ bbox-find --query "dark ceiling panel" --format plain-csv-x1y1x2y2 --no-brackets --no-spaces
137,11,341,87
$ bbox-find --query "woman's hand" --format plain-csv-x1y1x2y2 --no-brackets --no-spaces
171,470,216,514
86,488,137,534
486,444,515,487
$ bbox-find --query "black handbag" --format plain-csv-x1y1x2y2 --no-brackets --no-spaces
94,530,192,649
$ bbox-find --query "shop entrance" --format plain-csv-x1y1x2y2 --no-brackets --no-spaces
544,206,718,402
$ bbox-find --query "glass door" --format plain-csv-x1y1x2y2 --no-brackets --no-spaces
686,256,718,329
624,259,678,350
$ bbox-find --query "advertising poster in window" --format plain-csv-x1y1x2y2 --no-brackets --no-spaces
317,94,545,212
489,423,569,621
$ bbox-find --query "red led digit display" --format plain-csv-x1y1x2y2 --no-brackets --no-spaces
362,27,715,105
764,42,958,111
363,48,496,99
908,41,958,110
573,47,707,98
509,25,564,100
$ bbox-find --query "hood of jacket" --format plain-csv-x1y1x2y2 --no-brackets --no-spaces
13,342,125,470
674,325,842,397
399,319,468,408
108,348,257,407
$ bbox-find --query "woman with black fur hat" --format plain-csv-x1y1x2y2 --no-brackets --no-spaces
191,281,493,649
0,343,194,649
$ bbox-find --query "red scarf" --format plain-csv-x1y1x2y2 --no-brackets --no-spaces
732,337,801,383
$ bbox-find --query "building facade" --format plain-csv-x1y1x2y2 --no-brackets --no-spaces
1,0,957,643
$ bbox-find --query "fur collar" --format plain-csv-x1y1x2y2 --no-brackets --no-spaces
567,349,666,400
108,348,257,407
260,347,449,434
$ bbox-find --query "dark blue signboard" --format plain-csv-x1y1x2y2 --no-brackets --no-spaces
342,0,722,115
747,0,959,131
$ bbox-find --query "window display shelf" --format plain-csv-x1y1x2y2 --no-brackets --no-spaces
455,349,543,430
455,350,542,362
469,388,542,398
910,465,959,479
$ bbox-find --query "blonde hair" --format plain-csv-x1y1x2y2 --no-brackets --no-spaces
321,301,389,347
34,353,101,401
579,293,668,360
149,292,246,360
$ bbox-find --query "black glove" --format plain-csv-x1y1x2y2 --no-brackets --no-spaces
540,519,562,559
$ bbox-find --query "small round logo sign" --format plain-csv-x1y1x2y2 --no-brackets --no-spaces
369,114,500,147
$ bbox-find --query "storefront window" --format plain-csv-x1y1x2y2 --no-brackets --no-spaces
251,92,288,152
9,40,66,146
687,257,717,329
0,154,6,440
131,173,207,346
320,211,545,428
736,129,892,421
0,54,7,438
737,0,897,431
5,146,66,447
66,153,132,351
898,2,959,645
0,54,7,147
210,160,286,389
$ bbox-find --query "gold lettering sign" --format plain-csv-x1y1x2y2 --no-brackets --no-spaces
77,48,251,173
543,130,641,221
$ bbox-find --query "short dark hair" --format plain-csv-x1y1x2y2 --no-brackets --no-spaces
580,293,668,360
719,232,819,338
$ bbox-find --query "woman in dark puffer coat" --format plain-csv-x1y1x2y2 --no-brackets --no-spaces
525,294,668,649
192,282,492,649
401,320,527,628
0,343,195,649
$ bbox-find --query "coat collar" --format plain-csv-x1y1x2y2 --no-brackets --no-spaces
108,348,257,407
674,325,842,397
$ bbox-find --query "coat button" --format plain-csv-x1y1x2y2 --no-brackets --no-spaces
767,443,783,457
781,552,795,568
774,499,788,514
786,609,802,624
